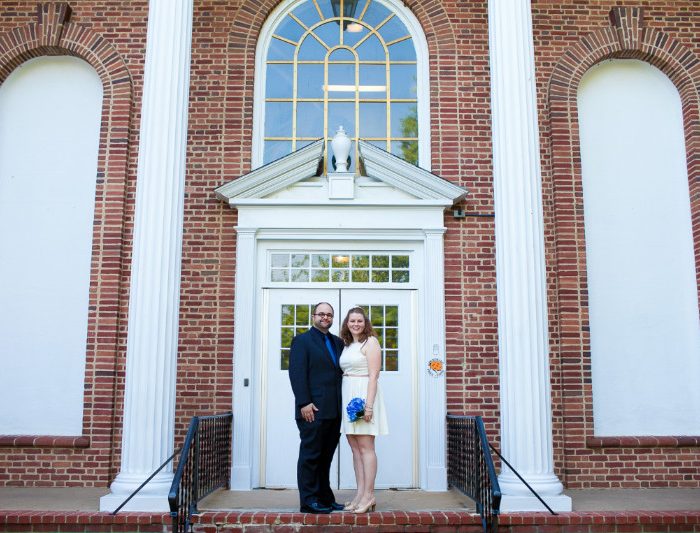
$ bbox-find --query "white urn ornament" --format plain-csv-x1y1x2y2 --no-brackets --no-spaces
331,125,351,172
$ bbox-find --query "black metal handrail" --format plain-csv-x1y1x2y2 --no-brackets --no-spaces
169,412,233,533
446,415,501,533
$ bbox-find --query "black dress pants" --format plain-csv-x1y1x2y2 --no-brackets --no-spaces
296,416,341,506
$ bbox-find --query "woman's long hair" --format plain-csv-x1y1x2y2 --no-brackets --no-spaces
339,306,377,346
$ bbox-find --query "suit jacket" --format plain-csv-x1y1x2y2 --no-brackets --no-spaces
288,326,344,420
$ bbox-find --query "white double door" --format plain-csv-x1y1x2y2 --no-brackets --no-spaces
262,288,416,489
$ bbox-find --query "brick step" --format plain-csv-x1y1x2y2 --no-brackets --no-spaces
3,510,700,532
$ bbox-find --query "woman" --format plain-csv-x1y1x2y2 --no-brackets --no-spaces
338,307,389,513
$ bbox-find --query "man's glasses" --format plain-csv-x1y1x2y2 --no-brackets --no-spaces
313,312,334,319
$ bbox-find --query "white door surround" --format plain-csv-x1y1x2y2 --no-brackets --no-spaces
215,140,467,491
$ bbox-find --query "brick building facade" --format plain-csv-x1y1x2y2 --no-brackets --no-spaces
0,0,698,512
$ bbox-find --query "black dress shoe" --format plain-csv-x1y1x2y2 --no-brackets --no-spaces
300,502,332,514
327,502,345,511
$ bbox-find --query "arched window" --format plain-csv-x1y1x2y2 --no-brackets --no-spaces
0,56,103,435
578,59,700,436
253,0,429,172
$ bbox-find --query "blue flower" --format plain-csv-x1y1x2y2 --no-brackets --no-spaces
346,397,365,423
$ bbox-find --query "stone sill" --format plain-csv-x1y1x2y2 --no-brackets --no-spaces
587,436,700,448
0,435,90,448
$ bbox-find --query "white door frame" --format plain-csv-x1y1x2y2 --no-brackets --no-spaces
229,220,449,491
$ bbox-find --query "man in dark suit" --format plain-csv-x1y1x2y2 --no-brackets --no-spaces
288,301,345,514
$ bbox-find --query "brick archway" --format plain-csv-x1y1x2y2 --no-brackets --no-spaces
0,3,133,485
547,7,700,487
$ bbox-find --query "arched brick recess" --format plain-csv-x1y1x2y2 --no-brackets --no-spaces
0,3,133,486
547,7,700,488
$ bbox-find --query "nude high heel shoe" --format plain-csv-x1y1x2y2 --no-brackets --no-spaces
352,498,376,513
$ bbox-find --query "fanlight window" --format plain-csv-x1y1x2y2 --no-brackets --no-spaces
263,0,419,171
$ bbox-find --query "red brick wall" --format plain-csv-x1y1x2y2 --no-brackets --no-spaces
0,0,697,490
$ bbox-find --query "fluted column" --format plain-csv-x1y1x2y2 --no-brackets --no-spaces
488,0,571,512
100,0,193,512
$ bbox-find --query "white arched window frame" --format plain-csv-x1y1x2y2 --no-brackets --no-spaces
251,0,431,171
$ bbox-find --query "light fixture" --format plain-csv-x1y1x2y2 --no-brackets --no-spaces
331,0,359,30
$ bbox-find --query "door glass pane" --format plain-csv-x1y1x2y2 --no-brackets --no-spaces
280,304,313,370
359,304,399,372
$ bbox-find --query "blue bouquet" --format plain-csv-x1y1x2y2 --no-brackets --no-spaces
346,397,366,423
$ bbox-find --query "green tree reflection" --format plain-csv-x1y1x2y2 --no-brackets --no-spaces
400,105,418,165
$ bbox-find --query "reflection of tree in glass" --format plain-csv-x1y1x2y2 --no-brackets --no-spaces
400,105,418,165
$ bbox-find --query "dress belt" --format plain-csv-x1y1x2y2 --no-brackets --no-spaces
343,374,369,377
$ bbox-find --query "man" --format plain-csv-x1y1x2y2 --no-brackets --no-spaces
288,302,345,514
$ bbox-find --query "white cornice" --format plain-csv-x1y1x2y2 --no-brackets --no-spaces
358,141,467,203
214,140,324,201
215,139,467,207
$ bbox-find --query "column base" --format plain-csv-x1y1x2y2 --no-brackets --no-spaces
499,493,572,512
99,492,171,512
99,471,174,512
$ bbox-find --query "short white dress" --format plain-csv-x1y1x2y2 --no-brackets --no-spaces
339,340,389,435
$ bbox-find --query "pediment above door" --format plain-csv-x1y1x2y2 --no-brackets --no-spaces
214,140,467,208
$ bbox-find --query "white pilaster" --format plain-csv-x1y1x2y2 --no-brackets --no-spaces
100,0,194,512
230,228,257,490
488,0,571,512
422,229,447,490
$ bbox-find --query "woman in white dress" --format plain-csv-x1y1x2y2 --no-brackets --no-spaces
339,307,389,513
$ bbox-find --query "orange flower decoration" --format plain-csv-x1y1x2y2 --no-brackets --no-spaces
427,358,444,376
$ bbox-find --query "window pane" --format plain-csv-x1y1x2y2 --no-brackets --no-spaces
360,102,387,138
392,140,417,165
271,269,289,282
311,269,329,282
296,305,310,326
263,140,292,163
268,38,296,61
352,269,369,282
385,352,398,371
298,64,324,99
265,102,293,136
390,64,416,99
385,306,398,327
370,306,384,326
293,1,322,27
271,253,289,267
312,254,330,267
391,102,416,137
362,2,392,27
377,16,409,44
372,270,389,282
316,20,340,48
275,17,305,42
392,255,409,268
392,270,409,283
360,65,386,96
291,269,309,282
291,254,309,267
372,255,389,268
281,305,294,326
344,25,370,48
352,255,369,268
329,49,355,62
328,102,355,136
356,34,385,61
332,270,349,282
266,64,293,98
298,34,328,61
332,254,350,267
328,63,357,97
389,38,416,61
296,102,324,138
